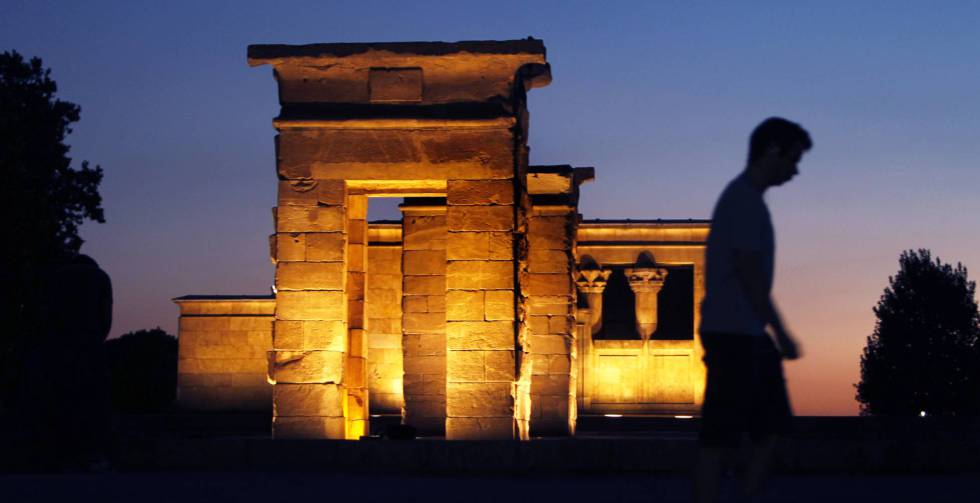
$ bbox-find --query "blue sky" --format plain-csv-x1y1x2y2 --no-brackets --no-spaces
4,0,979,414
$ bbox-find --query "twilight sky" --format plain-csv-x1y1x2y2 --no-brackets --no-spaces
4,1,979,415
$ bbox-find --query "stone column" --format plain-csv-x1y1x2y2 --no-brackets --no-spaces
270,179,350,438
445,179,517,439
625,267,669,341
575,268,612,335
574,305,593,412
346,194,370,438
527,208,577,436
400,200,447,435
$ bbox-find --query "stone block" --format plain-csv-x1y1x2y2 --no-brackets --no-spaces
529,215,575,240
278,179,320,206
179,316,230,332
445,290,484,321
276,206,345,233
549,315,573,335
366,290,400,318
276,291,345,321
369,317,401,335
306,232,346,262
446,350,485,381
447,205,514,231
528,334,571,355
403,215,447,251
403,355,445,376
348,244,366,272
403,333,446,356
270,350,344,383
528,315,550,336
427,295,446,313
403,275,446,296
369,332,402,350
528,296,572,316
317,180,346,206
403,379,446,398
276,233,306,262
446,321,514,350
528,249,570,273
447,180,515,206
278,129,421,174
346,357,367,388
273,383,345,417
446,232,490,260
446,417,514,439
528,273,572,296
446,382,514,416
420,128,512,164
404,399,446,420
346,195,368,220
484,350,516,381
484,290,514,321
349,328,367,357
488,232,514,260
273,320,346,351
531,374,571,398
403,312,446,333
273,416,346,439
402,295,429,313
347,219,367,245
446,261,513,290
276,262,345,291
403,250,446,276
227,317,273,331
367,248,403,273
528,233,571,251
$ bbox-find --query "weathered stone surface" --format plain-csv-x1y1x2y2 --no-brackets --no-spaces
273,383,345,417
446,321,514,350
305,232,346,262
446,350,485,381
484,350,516,381
528,273,572,296
445,232,489,260
402,295,428,313
403,312,446,333
531,373,572,396
528,249,570,273
403,333,447,356
484,290,514,321
527,295,572,316
403,355,445,375
446,382,514,416
445,417,514,440
369,67,423,103
278,179,320,206
403,250,446,276
488,232,514,260
276,262,345,291
270,350,344,383
528,334,571,355
402,215,447,251
179,357,268,375
445,290,484,321
446,261,513,290
276,291,345,321
276,206,345,233
447,205,514,231
273,416,346,439
403,276,446,295
276,233,306,262
447,180,515,205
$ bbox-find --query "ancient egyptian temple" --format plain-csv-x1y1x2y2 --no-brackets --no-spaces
174,39,710,440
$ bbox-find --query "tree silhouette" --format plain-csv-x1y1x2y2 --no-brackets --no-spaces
856,249,980,416
0,51,104,407
105,328,178,412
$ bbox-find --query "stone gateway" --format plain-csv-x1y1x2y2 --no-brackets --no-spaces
173,39,709,440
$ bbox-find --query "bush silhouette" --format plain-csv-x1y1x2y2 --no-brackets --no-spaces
105,328,177,412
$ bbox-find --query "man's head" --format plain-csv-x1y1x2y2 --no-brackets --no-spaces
746,117,812,188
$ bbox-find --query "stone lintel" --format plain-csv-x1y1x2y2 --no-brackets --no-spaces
249,40,549,109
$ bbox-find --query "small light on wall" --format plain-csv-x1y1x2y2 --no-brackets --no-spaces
271,284,278,294
920,410,927,418
674,415,694,419
604,414,623,418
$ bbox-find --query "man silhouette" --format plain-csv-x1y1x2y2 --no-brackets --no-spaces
694,117,811,502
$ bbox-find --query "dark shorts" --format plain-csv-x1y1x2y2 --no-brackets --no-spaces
699,332,792,447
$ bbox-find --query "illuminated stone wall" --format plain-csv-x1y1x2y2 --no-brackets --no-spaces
174,296,274,410
366,223,404,415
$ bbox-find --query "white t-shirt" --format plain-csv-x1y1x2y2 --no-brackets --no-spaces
700,173,774,335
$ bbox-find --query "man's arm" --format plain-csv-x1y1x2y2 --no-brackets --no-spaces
733,250,800,359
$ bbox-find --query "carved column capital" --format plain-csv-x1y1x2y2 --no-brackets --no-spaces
575,268,612,294
624,267,669,294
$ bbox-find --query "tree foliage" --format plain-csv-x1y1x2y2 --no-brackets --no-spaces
105,328,178,413
856,249,980,416
0,51,105,406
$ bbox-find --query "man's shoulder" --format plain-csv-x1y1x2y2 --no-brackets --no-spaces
713,175,763,217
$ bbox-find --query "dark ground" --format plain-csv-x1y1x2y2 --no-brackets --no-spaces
3,472,979,503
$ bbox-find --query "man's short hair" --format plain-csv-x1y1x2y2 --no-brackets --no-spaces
748,117,812,163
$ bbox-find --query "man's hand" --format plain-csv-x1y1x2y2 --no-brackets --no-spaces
774,328,802,360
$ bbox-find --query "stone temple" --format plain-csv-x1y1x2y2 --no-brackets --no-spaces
173,39,710,440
